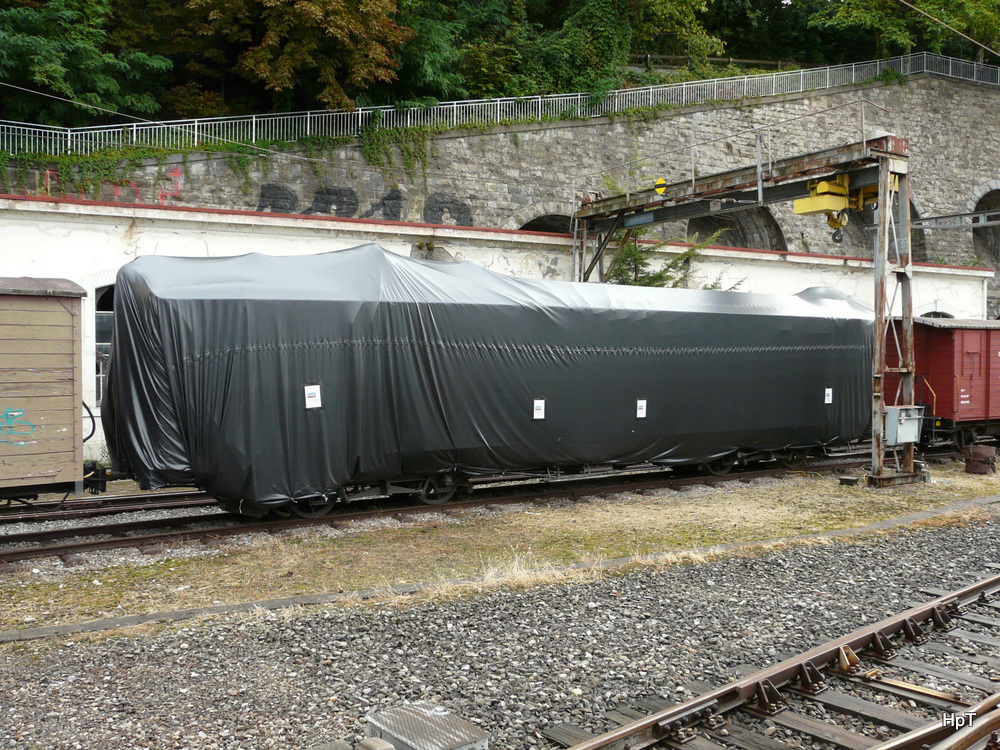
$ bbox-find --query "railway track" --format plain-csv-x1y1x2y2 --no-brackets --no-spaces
0,458,873,568
541,568,1000,750
0,452,875,525
0,488,213,523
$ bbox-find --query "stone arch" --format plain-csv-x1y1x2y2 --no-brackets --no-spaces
686,206,787,252
916,304,959,318
521,214,572,233
969,181,1000,266
903,191,930,262
505,201,577,234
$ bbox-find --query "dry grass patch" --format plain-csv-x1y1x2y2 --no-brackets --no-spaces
2,459,998,631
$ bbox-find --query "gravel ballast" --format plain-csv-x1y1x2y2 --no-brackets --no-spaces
3,511,1000,750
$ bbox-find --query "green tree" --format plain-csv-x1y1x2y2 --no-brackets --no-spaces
701,0,866,65
186,0,413,111
606,230,728,288
632,0,724,62
808,0,1000,60
107,0,236,118
0,0,171,125
357,0,467,106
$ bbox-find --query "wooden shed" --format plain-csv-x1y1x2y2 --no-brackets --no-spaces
0,278,86,499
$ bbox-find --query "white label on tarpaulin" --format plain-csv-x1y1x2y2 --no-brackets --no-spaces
533,399,546,420
824,388,833,404
636,399,647,419
304,384,323,409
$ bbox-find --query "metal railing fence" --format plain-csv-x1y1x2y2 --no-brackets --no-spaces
2,52,997,156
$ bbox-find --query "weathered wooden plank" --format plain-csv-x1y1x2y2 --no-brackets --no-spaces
0,309,73,327
945,627,1000,650
0,296,77,311
0,323,73,341
741,708,878,750
956,611,1000,628
0,338,75,355
1,398,76,416
0,367,75,384
709,723,792,750
922,641,1000,671
837,674,966,712
0,412,78,436
793,687,924,731
666,734,730,750
0,450,78,487
540,722,597,747
1,435,78,456
0,353,76,369
0,382,77,398
887,655,1000,692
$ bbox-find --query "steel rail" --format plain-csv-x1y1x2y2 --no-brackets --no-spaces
564,571,1000,750
0,459,869,565
0,489,212,524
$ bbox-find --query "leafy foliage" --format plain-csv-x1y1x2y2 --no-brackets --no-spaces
1,0,999,124
808,0,1000,60
0,0,171,125
606,230,727,288
184,0,413,111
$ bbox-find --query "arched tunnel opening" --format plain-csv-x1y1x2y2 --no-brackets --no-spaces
973,190,1000,266
686,207,787,252
520,214,572,234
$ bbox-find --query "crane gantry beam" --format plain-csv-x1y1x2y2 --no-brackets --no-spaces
573,134,920,486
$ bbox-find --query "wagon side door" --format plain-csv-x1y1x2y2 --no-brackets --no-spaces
956,328,988,422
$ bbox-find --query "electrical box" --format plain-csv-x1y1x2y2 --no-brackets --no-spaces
884,405,924,446
366,702,489,750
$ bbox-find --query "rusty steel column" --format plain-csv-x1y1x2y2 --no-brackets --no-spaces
871,158,890,478
897,165,916,474
869,146,918,486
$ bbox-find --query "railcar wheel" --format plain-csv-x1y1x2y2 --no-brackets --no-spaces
416,477,458,506
287,494,337,519
780,451,808,468
701,455,736,476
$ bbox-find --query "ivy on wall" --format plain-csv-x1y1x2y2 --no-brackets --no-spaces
0,95,735,199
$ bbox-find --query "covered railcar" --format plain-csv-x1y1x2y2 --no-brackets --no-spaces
102,244,873,517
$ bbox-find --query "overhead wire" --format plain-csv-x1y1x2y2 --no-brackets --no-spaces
895,0,1000,59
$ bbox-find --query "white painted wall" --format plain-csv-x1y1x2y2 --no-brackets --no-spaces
1,196,992,460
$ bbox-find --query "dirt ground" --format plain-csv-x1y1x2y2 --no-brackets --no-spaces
2,459,998,632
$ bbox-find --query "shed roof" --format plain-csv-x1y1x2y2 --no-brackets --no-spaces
0,277,86,297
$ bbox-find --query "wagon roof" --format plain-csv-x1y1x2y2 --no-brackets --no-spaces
916,317,1000,329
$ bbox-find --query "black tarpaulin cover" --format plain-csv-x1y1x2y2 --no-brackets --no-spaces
103,244,873,512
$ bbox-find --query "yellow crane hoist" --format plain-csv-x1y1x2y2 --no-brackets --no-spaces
792,173,886,243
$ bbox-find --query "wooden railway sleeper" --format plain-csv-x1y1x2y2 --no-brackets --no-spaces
866,691,1000,750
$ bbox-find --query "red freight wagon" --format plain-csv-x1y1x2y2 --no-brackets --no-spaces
904,318,1000,447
